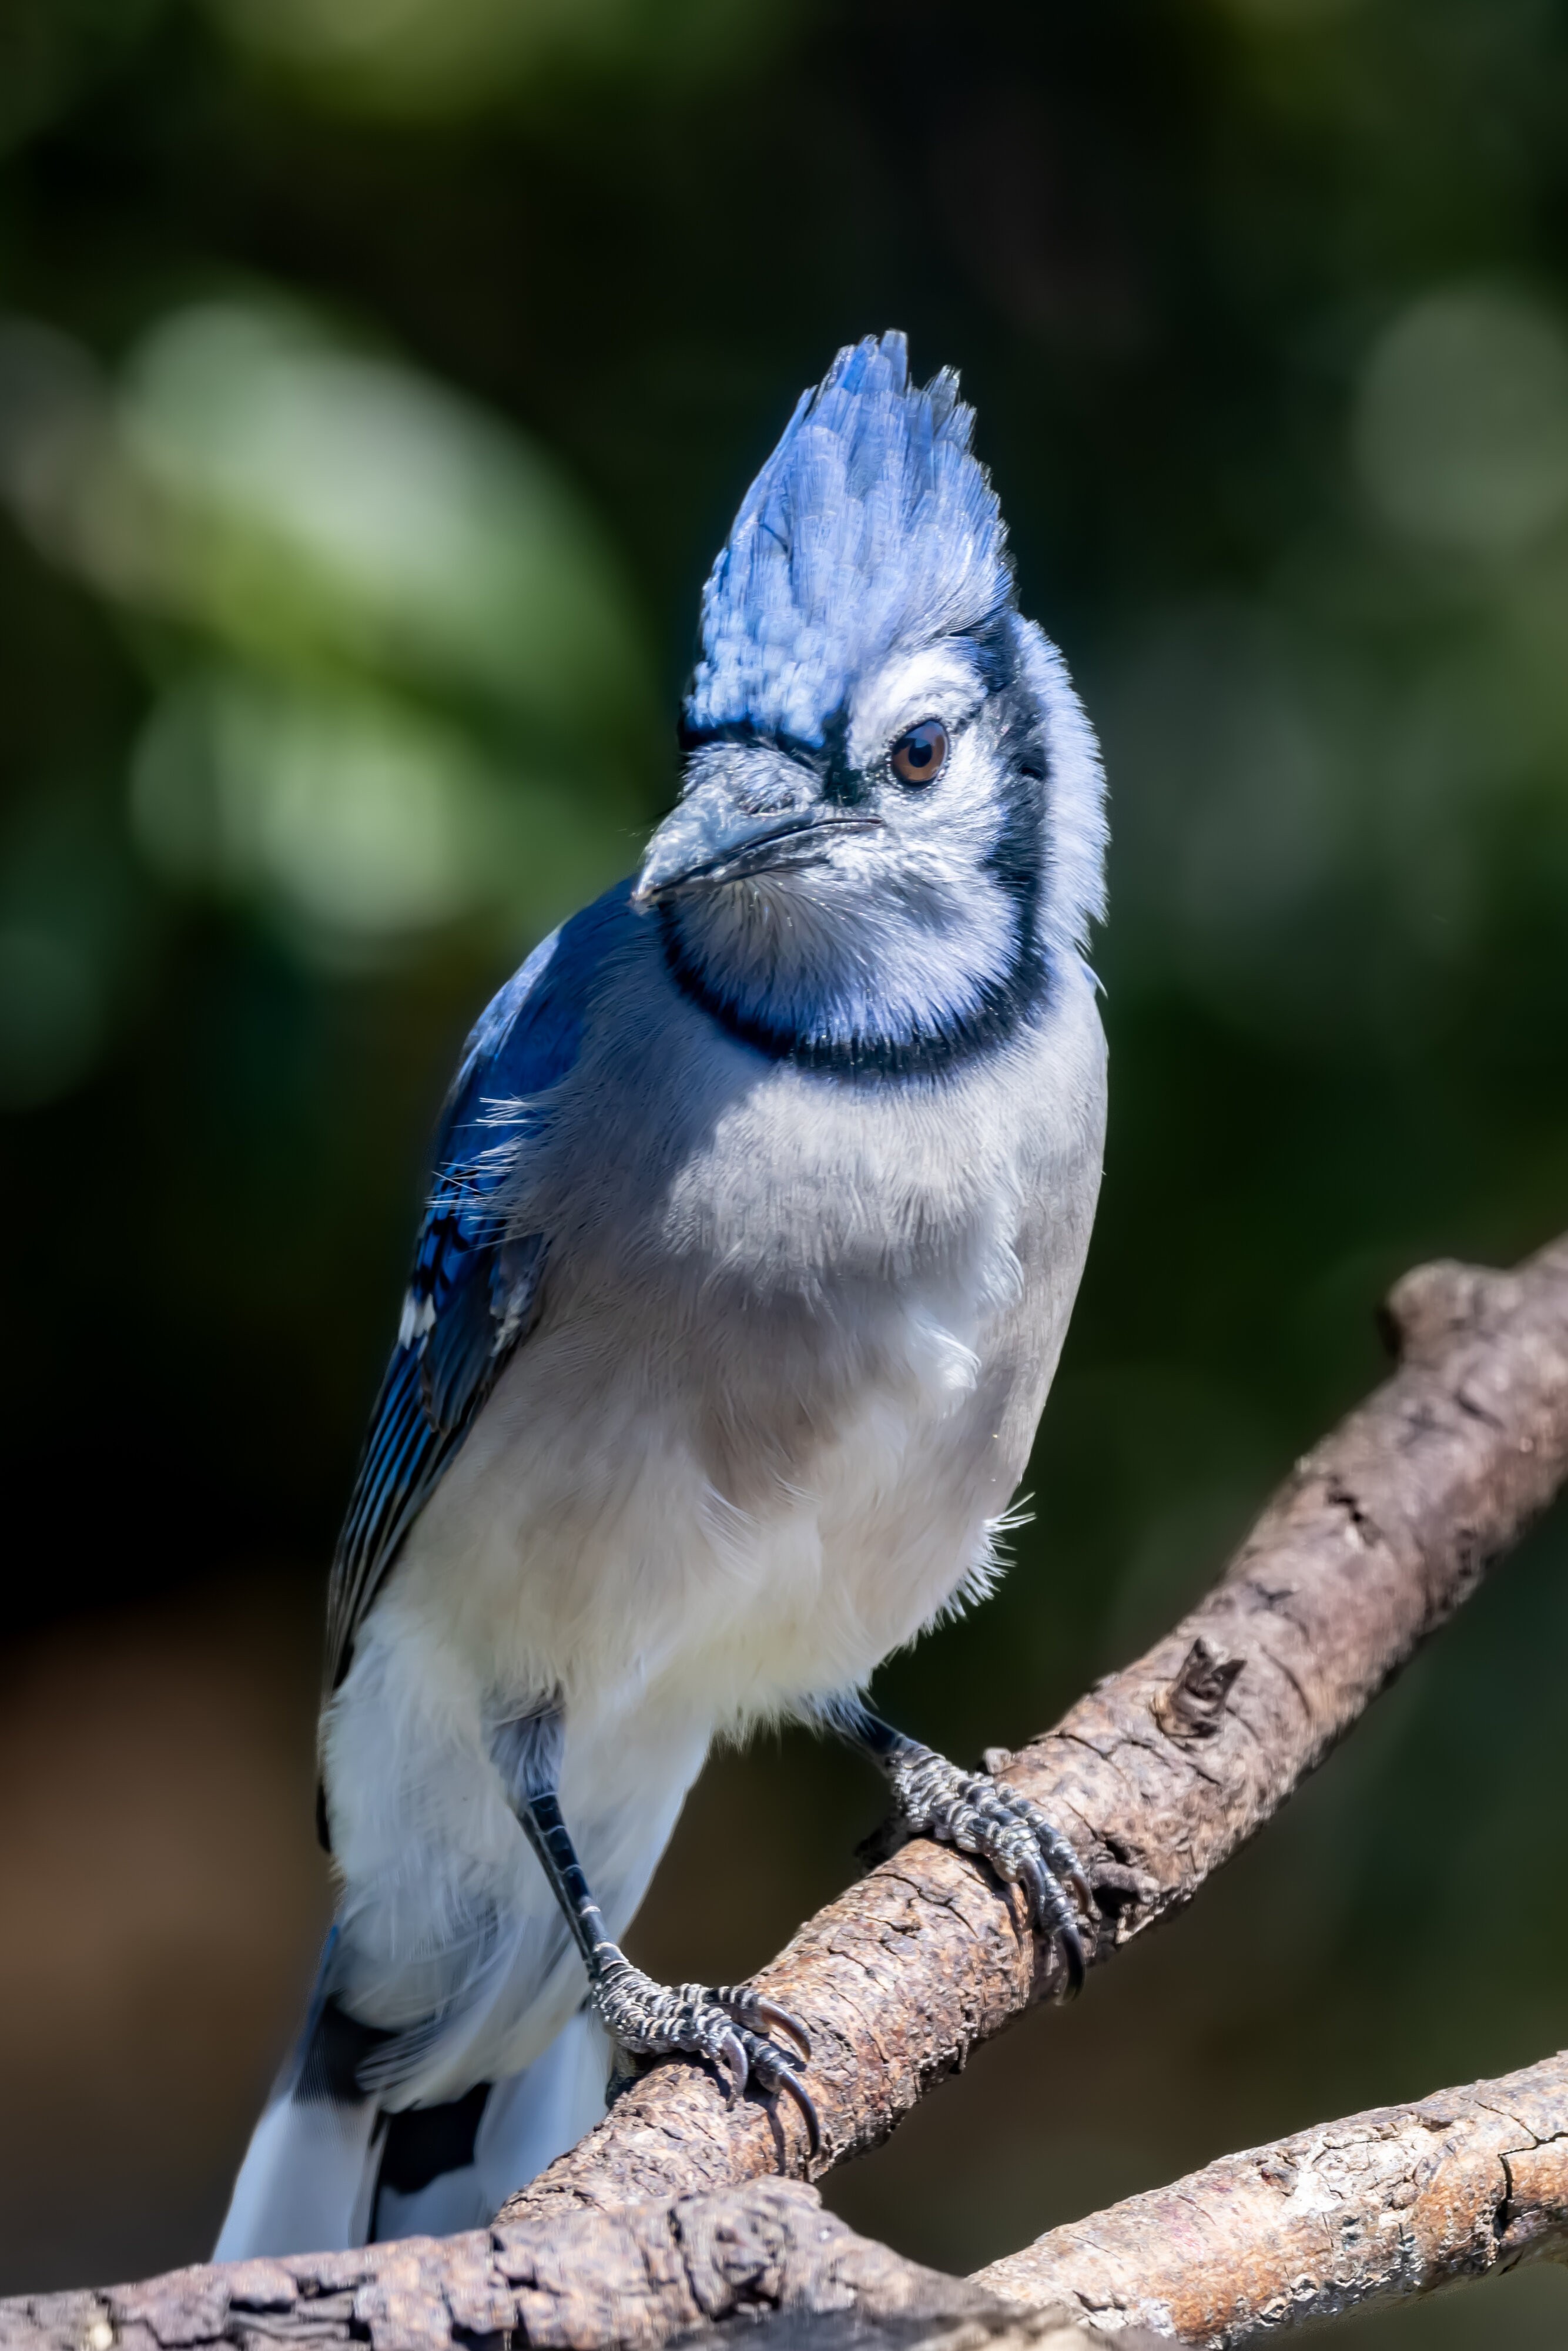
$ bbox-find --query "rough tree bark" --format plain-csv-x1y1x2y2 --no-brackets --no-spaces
975,2048,1568,2343
503,1238,1568,2219
5,1237,1568,2351
0,2185,1152,2351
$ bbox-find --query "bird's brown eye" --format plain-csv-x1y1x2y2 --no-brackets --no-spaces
889,719,949,786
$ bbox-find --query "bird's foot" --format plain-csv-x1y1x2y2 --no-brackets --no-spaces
882,1743,1092,1992
591,1951,820,2151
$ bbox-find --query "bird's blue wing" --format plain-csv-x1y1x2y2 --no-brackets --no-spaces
324,883,631,1689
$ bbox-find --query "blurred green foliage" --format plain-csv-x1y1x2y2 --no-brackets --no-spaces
2,0,1567,2332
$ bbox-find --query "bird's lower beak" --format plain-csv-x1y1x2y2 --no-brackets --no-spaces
633,808,882,906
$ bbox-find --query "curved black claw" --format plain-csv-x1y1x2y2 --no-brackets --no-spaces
772,2062,822,2158
715,1983,813,2065
741,2045,820,2158
706,2016,822,2155
718,2028,749,2104
711,2001,820,2154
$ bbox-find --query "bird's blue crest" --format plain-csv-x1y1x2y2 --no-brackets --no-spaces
684,333,1011,749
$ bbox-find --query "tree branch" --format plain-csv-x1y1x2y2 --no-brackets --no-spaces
5,1237,1568,2351
503,1237,1568,2218
0,2184,1152,2351
974,2047,1568,2343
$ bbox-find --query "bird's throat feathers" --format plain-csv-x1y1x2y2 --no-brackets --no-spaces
659,713,1051,1079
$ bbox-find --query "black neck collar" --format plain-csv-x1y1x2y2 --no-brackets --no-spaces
660,908,1046,1078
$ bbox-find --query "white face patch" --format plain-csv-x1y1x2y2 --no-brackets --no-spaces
846,642,987,775
642,620,1064,1069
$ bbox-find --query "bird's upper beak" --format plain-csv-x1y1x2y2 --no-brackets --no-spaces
633,784,882,907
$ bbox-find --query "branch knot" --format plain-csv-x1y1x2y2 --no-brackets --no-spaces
1152,1638,1245,1744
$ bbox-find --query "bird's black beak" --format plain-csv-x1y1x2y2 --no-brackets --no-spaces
634,805,882,907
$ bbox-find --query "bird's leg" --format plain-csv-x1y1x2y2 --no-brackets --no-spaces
842,1703,1092,1991
494,1714,819,2151
520,1789,819,2149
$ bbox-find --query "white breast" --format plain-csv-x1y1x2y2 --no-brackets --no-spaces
389,963,1105,1727
389,1244,1006,1724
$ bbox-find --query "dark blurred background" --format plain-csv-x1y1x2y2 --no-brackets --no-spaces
2,0,1567,2336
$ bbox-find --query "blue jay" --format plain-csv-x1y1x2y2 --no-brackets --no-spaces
216,331,1108,2256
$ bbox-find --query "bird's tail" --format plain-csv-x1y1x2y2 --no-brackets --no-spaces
213,2070,382,2259
215,1943,610,2257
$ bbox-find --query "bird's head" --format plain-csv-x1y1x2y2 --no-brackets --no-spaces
634,332,1105,1077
